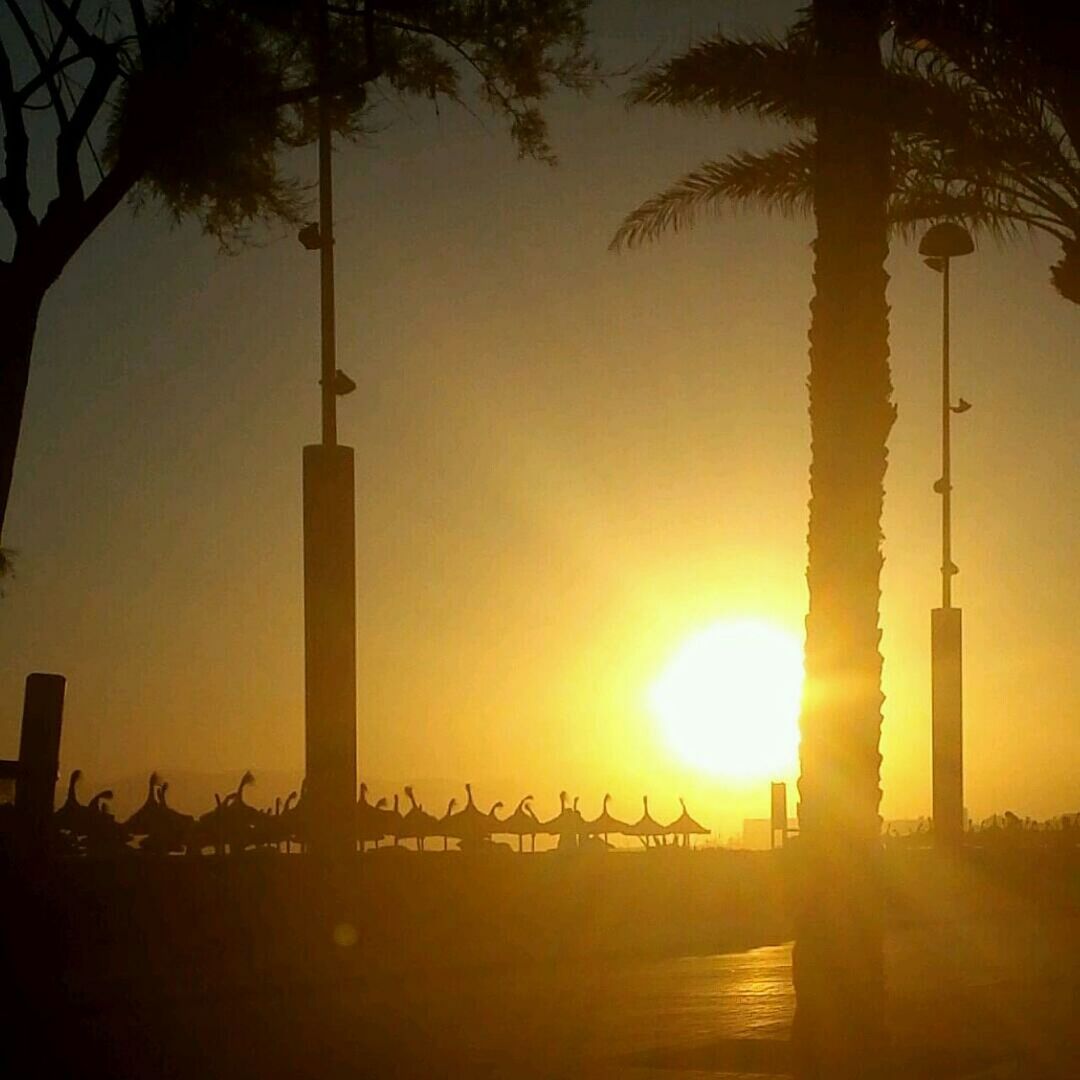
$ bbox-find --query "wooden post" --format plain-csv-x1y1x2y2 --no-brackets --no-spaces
15,673,65,850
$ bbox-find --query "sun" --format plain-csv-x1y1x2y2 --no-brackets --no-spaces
648,618,804,780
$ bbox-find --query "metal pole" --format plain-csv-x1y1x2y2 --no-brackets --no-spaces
933,253,963,846
920,222,972,850
317,0,337,448
302,0,356,860
941,257,952,608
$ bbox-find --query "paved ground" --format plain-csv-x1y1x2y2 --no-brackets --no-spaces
36,914,1079,1078
196,916,1072,1079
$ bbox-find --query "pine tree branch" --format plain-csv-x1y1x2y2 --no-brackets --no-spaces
4,0,70,130
40,0,101,57
0,35,34,237
17,48,94,106
54,58,117,204
37,151,142,281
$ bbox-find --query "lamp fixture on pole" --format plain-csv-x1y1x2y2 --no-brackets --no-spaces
918,221,973,849
918,221,974,608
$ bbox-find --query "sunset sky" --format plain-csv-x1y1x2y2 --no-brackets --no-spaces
1,1,1076,837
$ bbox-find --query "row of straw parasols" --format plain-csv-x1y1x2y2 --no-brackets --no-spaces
49,771,709,856
357,784,709,851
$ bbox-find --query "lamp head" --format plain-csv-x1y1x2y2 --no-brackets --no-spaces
918,222,974,260
297,222,322,250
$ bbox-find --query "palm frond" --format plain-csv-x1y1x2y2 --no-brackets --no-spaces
888,186,1029,243
626,34,815,127
613,5,1080,305
611,140,814,251
887,134,1075,245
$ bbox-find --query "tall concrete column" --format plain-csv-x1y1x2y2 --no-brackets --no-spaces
931,606,963,845
303,444,356,858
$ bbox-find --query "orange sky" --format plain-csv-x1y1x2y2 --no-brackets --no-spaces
1,3,1076,837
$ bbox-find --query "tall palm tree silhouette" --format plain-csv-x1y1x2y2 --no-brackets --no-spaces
614,2,892,1073
614,4,1080,306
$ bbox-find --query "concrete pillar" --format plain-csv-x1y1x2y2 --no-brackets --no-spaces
303,444,357,859
15,673,65,849
931,607,963,846
770,781,788,849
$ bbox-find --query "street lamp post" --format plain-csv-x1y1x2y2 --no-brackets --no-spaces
298,0,358,860
919,222,974,849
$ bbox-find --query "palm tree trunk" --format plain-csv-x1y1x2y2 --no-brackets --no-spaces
792,2,893,1077
0,270,44,548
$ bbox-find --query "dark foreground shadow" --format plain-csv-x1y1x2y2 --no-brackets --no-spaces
625,1037,1019,1078
627,1036,792,1074
3,848,1077,1079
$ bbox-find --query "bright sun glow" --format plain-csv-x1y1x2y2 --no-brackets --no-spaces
649,619,804,780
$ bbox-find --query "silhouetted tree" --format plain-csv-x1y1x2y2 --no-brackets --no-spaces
0,0,596,550
890,1,1080,302
613,2,1080,305
614,2,891,1074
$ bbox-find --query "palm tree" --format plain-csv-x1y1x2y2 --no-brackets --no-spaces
890,2,1080,301
615,2,891,1073
613,4,1080,305
793,6,891,1073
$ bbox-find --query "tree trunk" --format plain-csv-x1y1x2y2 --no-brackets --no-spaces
792,1,893,1077
0,269,44,548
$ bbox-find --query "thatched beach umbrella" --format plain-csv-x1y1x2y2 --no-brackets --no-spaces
260,790,297,853
229,771,268,843
378,793,405,848
147,780,195,853
196,771,262,855
356,782,388,850
400,785,438,851
499,795,539,852
436,798,459,850
54,769,88,836
123,772,162,837
665,797,709,849
584,793,629,846
278,783,306,852
627,795,666,848
83,789,129,853
540,790,584,850
447,784,493,850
